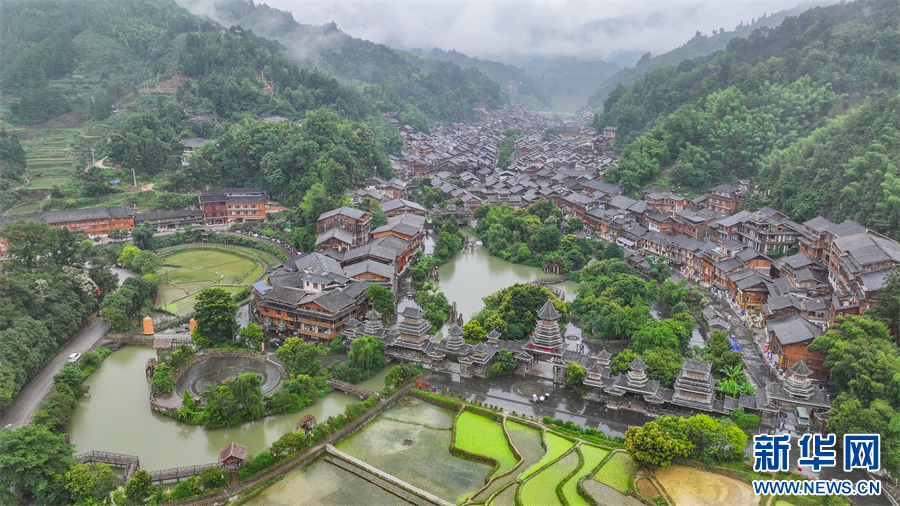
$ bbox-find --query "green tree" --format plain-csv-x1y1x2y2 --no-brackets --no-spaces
366,284,395,321
370,208,389,229
0,424,75,502
566,363,586,389
612,349,638,375
199,466,229,490
239,323,265,349
566,217,584,233
496,349,517,373
603,242,624,260
131,222,155,250
170,476,200,500
643,348,683,388
151,363,174,393
101,307,130,332
625,423,690,467
117,244,141,269
347,335,385,373
529,225,561,253
0,219,57,272
131,250,162,275
193,287,237,346
276,338,321,376
462,321,487,344
828,394,900,475
64,462,121,504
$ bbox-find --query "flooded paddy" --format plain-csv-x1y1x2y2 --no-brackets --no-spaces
336,398,491,503
653,465,756,506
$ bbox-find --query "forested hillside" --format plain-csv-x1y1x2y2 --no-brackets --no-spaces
759,95,900,237
587,5,814,107
178,0,508,126
596,0,899,193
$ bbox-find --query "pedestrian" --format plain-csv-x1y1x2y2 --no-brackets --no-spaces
628,402,631,409
533,394,538,403
539,396,544,403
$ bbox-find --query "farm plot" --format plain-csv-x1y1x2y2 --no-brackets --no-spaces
519,432,575,480
561,445,610,506
454,411,519,478
27,177,69,188
164,250,253,269
518,449,580,506
594,451,638,492
154,248,258,315
486,483,516,506
337,405,489,503
580,479,646,506
471,421,546,502
654,465,756,506
160,286,245,315
159,266,220,284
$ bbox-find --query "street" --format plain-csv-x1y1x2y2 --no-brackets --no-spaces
0,267,134,428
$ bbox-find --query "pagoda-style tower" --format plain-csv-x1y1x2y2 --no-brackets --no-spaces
397,306,430,342
530,299,564,355
442,324,467,355
486,329,501,344
362,309,383,337
671,358,715,410
343,318,361,342
784,361,815,400
626,356,649,389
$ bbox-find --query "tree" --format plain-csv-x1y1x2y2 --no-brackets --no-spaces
529,225,561,253
625,424,689,467
462,321,487,344
566,217,584,233
64,462,121,505
101,307,130,332
643,348,683,388
347,335,385,373
0,219,57,272
566,363,586,389
199,466,229,490
131,250,162,275
828,394,900,475
131,222,155,250
239,323,265,349
496,349,517,373
276,338,321,376
117,244,141,269
170,476,200,500
124,469,153,504
366,284,395,321
612,349,638,375
370,208,389,229
193,287,237,346
603,242,624,260
0,424,75,502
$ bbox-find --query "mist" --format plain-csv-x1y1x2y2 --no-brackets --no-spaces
252,0,834,65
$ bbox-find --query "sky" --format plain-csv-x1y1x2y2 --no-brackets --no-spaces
256,0,832,65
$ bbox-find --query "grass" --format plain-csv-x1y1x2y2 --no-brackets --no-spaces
519,432,575,480
561,445,610,506
160,286,245,315
519,449,579,506
215,260,255,284
472,421,545,502
594,452,638,492
27,176,69,188
240,265,266,285
163,250,252,269
159,266,221,284
454,411,519,478
5,200,43,215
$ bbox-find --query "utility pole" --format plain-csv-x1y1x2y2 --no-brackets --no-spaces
90,148,96,166
131,167,137,187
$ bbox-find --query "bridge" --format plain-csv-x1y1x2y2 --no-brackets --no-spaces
150,463,224,484
531,274,570,285
325,378,382,400
75,451,140,482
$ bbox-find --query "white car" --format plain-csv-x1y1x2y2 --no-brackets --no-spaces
67,353,82,363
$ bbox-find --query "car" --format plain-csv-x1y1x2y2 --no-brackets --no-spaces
68,353,82,363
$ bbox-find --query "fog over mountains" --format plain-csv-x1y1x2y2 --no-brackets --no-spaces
247,0,836,66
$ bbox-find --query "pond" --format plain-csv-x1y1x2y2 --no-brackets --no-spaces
68,346,360,471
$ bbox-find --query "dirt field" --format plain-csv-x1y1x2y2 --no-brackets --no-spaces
654,465,756,506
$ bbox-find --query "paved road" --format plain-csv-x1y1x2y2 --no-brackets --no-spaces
0,267,134,428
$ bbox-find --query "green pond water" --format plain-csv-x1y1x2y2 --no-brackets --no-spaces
68,346,362,471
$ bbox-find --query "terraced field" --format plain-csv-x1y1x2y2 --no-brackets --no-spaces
20,128,82,177
560,445,610,506
454,411,519,478
519,449,580,506
156,248,258,315
594,451,639,492
470,421,545,502
519,432,575,480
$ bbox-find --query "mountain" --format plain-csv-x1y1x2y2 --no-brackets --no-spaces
498,55,621,113
596,0,899,194
176,0,508,127
586,4,824,107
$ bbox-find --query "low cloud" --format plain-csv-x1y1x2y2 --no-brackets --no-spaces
257,0,831,65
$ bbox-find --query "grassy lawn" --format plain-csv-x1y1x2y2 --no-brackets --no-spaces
163,250,251,269
215,259,255,283
519,449,579,506
561,445,610,506
520,432,575,480
159,266,221,284
454,411,519,478
240,264,266,284
594,452,638,492
5,200,43,215
160,286,244,315
27,177,70,188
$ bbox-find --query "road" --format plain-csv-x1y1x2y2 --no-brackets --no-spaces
0,267,134,428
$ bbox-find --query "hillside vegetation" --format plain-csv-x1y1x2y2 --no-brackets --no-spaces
595,0,898,193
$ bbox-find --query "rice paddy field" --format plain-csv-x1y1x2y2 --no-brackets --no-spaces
244,458,412,506
336,399,491,503
470,421,545,502
518,449,580,506
519,432,575,480
486,483,516,506
560,445,610,506
454,411,519,478
594,451,639,492
579,479,646,506
155,248,259,315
